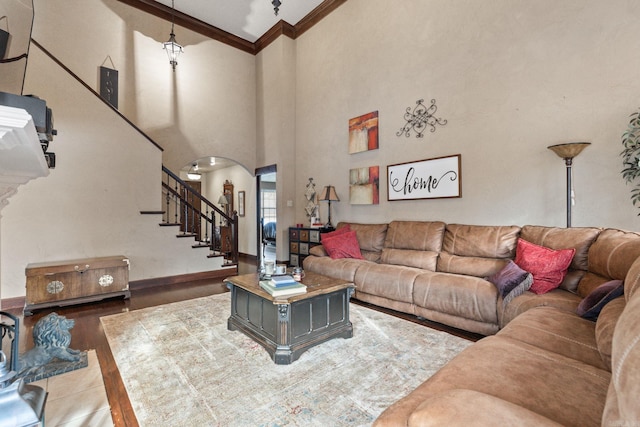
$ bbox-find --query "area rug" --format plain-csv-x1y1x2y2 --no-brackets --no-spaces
101,293,472,426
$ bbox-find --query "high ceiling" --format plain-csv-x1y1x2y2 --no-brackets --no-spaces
155,0,325,43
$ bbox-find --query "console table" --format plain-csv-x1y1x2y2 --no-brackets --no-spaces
24,255,130,315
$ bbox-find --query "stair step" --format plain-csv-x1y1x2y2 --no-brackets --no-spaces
140,210,164,215
207,252,229,258
192,243,210,249
159,223,180,227
176,233,197,238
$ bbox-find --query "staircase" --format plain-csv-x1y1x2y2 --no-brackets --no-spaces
140,166,239,267
28,40,239,269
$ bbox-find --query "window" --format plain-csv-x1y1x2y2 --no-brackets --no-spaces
261,190,276,224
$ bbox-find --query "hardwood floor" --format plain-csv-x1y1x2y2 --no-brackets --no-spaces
5,257,482,426
6,263,246,427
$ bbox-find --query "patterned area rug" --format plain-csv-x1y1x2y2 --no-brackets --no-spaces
101,293,472,426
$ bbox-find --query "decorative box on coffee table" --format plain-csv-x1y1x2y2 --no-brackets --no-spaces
24,255,130,315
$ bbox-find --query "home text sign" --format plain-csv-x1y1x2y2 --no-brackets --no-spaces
387,154,461,201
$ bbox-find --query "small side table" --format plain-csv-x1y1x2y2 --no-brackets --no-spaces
288,226,335,266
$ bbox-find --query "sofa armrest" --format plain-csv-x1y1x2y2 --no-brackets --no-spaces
308,245,328,257
406,389,563,427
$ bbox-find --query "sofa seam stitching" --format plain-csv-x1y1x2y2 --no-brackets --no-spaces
503,324,599,351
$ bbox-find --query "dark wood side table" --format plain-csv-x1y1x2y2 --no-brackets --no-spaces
225,272,354,364
288,226,335,266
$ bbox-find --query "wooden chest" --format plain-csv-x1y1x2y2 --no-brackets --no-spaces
25,255,131,315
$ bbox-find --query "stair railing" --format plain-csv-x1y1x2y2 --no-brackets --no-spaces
162,166,238,264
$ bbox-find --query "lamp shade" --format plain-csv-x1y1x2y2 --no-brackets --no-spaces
318,186,340,202
218,195,229,205
547,142,590,160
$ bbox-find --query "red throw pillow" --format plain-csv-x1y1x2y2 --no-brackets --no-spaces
321,230,364,260
514,239,575,294
321,224,351,241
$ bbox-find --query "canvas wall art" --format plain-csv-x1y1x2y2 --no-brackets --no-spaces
349,111,379,154
350,166,380,205
387,154,461,201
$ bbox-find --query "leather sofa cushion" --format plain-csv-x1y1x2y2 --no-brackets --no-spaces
499,289,581,327
520,225,601,270
602,270,640,425
337,222,388,253
380,221,444,270
438,253,508,278
583,229,640,297
520,225,601,293
380,248,438,270
497,306,605,370
438,224,519,277
354,263,424,304
442,223,520,258
383,221,445,251
302,255,368,282
407,389,564,427
375,336,610,427
595,297,625,370
413,271,499,325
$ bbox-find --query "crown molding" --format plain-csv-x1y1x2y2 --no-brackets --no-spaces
117,0,347,55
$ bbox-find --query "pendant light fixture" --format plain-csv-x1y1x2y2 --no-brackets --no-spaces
187,163,201,181
162,0,183,71
272,0,282,16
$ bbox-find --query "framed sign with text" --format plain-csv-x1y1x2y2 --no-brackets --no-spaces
387,154,461,201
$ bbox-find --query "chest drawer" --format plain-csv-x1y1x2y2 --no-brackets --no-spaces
25,255,130,315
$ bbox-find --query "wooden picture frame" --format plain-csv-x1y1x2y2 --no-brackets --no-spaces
387,154,461,201
238,191,245,217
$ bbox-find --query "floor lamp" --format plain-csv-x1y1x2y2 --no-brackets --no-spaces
319,185,339,229
547,142,591,228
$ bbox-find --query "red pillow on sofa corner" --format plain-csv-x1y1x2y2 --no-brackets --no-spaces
321,224,351,241
514,238,575,294
322,230,364,260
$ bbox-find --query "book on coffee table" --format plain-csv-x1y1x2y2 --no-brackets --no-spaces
269,275,298,287
259,280,307,297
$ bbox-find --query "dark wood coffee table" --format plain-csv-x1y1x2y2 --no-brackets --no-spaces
225,272,355,364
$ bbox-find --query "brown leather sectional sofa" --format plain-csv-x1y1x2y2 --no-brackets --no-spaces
303,221,640,426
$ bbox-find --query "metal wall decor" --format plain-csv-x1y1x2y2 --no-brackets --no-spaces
304,177,318,219
397,99,447,138
272,0,282,15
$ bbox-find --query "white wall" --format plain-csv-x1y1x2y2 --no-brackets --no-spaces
0,46,227,300
30,0,257,173
256,37,298,261
293,0,640,231
4,0,639,303
0,0,33,95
